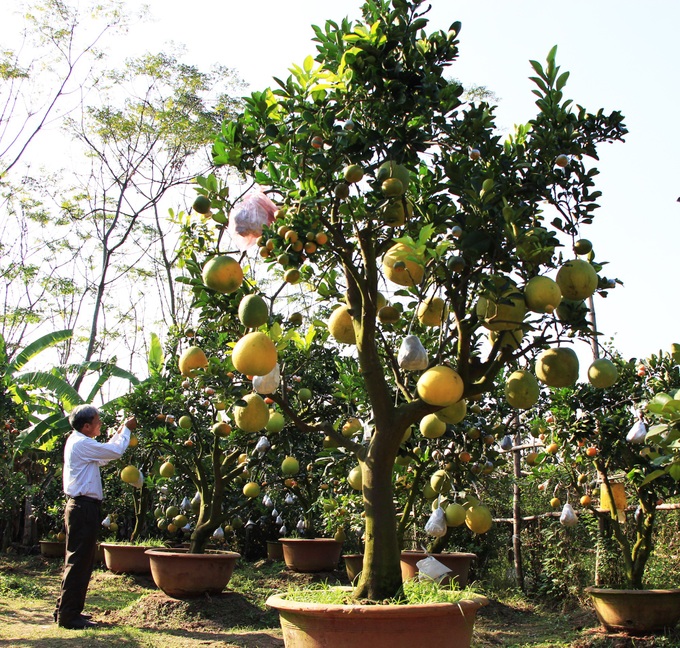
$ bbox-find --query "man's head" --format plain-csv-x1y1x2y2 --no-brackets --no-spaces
69,405,102,438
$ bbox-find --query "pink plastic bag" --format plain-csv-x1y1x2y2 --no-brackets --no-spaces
229,189,277,250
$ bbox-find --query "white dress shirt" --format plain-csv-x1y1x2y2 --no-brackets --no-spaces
63,427,132,501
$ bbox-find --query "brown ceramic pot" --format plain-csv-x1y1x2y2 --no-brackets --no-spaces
100,543,153,574
267,588,488,648
267,540,284,561
279,538,342,573
146,548,240,598
585,586,680,634
399,551,477,587
343,553,364,583
39,540,66,558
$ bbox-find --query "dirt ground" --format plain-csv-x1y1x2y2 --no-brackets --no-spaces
1,553,678,648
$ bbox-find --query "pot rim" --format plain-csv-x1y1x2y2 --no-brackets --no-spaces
585,586,680,595
266,589,488,615
144,548,241,559
278,537,342,544
401,550,477,559
99,542,155,549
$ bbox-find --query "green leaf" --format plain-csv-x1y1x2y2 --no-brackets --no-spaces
640,469,666,486
556,71,570,91
7,329,73,375
303,55,314,73
14,371,83,411
148,332,164,377
645,423,668,440
669,463,680,481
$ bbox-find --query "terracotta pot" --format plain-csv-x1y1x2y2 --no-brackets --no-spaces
343,553,364,583
94,543,105,564
279,538,342,573
267,540,284,561
585,586,680,634
39,540,65,558
267,588,488,648
100,543,152,574
400,551,477,587
146,548,240,598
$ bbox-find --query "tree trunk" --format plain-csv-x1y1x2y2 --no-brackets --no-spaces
512,424,524,590
353,452,402,600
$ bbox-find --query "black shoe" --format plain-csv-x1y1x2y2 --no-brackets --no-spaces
59,618,98,629
79,613,93,620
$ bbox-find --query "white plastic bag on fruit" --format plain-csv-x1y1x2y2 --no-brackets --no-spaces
255,435,271,455
417,556,452,583
560,502,578,527
229,188,277,251
425,506,448,537
133,470,144,489
212,526,225,541
626,419,647,444
253,363,280,394
397,335,429,371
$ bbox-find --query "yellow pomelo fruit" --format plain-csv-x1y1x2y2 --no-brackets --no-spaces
417,296,447,327
281,456,299,475
430,469,452,493
555,259,598,300
436,399,467,424
524,276,562,314
422,482,438,499
121,465,140,484
243,481,261,498
178,415,192,429
465,504,493,534
489,328,524,350
382,243,425,287
238,294,269,328
535,347,580,387
266,411,285,433
328,305,356,344
348,465,363,491
588,358,619,388
420,413,447,439
172,514,188,528
233,393,270,433
178,346,208,378
378,305,401,324
476,287,526,331
417,366,464,407
192,195,211,214
201,256,244,294
671,343,680,364
505,370,540,409
128,434,138,448
211,421,232,437
445,502,467,527
232,332,277,376
376,160,411,191
341,417,362,438
159,461,175,478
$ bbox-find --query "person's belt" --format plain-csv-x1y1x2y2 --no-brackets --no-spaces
69,495,102,504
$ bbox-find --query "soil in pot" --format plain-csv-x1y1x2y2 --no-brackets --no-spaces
280,538,342,573
585,586,680,634
400,551,477,587
146,548,240,598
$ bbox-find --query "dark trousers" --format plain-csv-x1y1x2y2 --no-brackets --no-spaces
54,497,100,624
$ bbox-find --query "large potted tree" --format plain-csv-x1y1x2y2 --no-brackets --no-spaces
544,348,680,634
198,0,625,643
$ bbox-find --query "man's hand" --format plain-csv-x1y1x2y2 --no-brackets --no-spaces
124,416,137,432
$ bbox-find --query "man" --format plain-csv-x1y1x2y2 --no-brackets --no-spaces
53,405,137,629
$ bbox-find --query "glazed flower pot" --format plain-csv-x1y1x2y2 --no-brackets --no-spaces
400,551,477,587
267,540,284,561
267,588,488,648
585,586,680,634
279,538,342,573
100,543,153,574
343,553,364,583
39,540,65,558
146,548,240,598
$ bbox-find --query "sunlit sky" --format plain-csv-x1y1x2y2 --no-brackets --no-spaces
3,0,679,366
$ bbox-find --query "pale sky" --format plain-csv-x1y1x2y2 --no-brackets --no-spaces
3,0,679,366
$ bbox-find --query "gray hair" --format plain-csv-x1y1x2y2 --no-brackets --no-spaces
69,405,100,432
